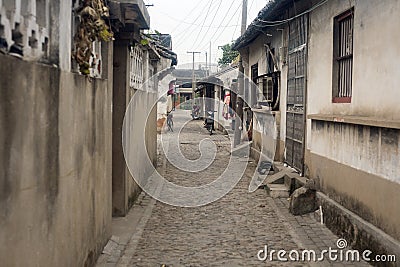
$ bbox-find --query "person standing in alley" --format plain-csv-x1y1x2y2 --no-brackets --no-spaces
167,111,173,132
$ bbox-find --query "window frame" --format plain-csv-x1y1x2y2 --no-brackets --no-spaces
332,8,354,103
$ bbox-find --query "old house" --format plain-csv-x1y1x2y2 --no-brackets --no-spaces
233,1,290,165
233,0,400,258
0,0,176,266
212,65,238,132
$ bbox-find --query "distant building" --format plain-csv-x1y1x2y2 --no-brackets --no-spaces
172,68,208,109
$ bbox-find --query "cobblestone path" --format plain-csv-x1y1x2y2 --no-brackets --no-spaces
97,110,370,267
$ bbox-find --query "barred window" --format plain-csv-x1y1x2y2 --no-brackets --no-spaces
130,45,144,89
332,9,354,103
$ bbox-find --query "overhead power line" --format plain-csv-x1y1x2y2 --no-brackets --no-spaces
191,0,223,50
173,0,215,47
157,11,240,28
254,0,329,26
191,0,216,50
168,0,204,34
199,0,242,51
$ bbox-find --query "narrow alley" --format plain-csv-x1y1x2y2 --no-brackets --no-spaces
97,110,369,267
1,0,400,266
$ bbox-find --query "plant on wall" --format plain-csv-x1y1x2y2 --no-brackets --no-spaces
140,30,162,47
73,0,113,75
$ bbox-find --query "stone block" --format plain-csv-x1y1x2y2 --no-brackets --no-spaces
266,184,290,198
289,186,318,216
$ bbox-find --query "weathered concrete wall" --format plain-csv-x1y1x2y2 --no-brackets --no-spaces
252,110,283,162
0,54,112,266
124,89,158,206
112,42,160,216
306,121,400,241
309,121,400,184
306,0,400,242
316,191,400,267
248,35,268,75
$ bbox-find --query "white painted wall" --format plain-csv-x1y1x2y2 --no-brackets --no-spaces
307,0,400,120
307,0,400,184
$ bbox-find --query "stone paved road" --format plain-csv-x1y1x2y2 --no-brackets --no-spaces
97,110,370,267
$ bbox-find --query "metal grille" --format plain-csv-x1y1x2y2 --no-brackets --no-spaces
263,78,273,102
89,42,102,78
286,14,308,172
130,46,143,89
336,12,353,98
288,15,308,51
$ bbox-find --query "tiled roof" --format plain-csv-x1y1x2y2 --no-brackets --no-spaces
232,0,292,50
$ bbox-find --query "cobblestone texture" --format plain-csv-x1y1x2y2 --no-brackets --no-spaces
97,111,370,267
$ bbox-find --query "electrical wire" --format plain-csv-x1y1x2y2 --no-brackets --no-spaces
175,2,217,48
255,0,328,25
194,0,242,67
190,0,216,50
168,0,205,34
231,8,241,40
248,0,329,31
191,0,224,50
231,0,255,42
173,0,215,47
156,11,240,28
248,0,256,17
198,0,241,51
147,1,206,45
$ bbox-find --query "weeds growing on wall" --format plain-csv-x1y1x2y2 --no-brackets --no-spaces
73,0,113,75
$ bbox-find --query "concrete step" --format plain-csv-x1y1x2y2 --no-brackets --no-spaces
265,183,290,198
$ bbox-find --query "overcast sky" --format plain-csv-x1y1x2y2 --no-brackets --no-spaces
146,0,268,67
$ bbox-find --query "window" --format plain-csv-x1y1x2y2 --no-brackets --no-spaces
251,63,259,104
251,63,258,83
130,45,143,89
257,74,279,110
332,9,354,103
262,77,273,102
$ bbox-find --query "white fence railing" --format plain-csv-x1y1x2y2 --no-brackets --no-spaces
130,45,143,89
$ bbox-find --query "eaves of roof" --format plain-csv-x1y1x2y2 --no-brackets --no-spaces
141,33,178,65
109,0,150,30
214,64,238,77
232,0,292,50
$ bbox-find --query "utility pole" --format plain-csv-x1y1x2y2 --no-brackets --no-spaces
234,0,247,147
187,51,201,107
209,42,212,73
205,52,208,76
